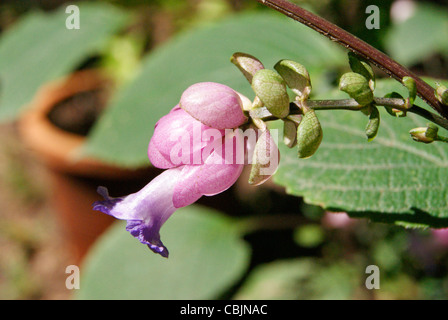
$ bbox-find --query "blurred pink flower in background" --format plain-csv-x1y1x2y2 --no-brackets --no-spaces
432,228,448,247
321,212,356,229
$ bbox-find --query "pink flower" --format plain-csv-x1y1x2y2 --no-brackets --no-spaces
322,212,355,229
93,82,268,258
432,228,448,247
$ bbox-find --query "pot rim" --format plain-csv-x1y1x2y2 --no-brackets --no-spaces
19,69,150,179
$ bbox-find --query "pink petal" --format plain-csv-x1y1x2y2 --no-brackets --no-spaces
432,228,448,247
148,106,224,168
180,82,248,129
172,130,245,208
147,137,177,169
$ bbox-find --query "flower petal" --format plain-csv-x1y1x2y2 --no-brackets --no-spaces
147,138,177,169
172,131,244,208
126,220,169,257
93,167,183,257
180,82,248,129
173,163,243,208
148,106,224,168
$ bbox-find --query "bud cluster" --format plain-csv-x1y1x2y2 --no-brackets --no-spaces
231,52,322,160
231,51,448,166
409,123,439,144
435,84,448,106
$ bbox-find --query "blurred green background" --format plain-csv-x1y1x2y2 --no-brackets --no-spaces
0,0,447,300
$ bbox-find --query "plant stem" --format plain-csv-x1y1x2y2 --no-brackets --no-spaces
307,97,404,110
255,0,447,118
436,135,448,144
249,98,448,131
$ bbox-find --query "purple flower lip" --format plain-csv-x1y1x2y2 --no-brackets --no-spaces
126,219,169,257
93,186,123,215
92,167,182,258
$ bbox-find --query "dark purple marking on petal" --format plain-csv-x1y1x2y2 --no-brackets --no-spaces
126,220,169,258
92,186,124,216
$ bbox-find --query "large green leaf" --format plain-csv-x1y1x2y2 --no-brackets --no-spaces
0,3,130,121
81,12,346,167
273,78,448,228
384,2,448,66
233,258,359,300
233,259,315,300
76,205,250,300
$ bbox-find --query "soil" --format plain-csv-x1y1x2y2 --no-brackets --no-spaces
46,89,107,136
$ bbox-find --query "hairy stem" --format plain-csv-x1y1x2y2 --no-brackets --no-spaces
249,98,448,131
307,97,405,110
255,0,447,118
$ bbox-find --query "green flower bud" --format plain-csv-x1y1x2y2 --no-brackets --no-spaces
409,124,438,144
435,83,448,105
348,52,375,90
230,52,264,84
384,92,406,117
248,129,279,186
274,59,312,100
283,118,299,148
339,72,374,106
252,69,290,119
296,109,323,159
402,76,417,107
365,106,380,141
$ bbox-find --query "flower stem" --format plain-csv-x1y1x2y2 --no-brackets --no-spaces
255,0,447,119
307,97,404,110
249,98,448,131
436,135,448,144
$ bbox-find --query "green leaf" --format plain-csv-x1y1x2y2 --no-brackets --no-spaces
233,258,359,300
233,259,314,300
81,12,346,167
273,78,448,228
76,205,250,300
307,261,360,300
384,3,448,66
0,3,130,122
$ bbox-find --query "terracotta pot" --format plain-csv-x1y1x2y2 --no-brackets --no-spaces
19,70,158,264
